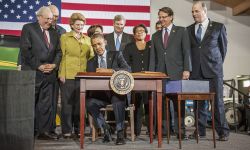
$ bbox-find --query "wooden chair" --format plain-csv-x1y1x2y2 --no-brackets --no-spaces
91,104,135,142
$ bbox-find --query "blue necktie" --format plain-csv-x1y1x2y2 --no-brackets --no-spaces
196,24,202,43
100,56,107,68
115,34,121,51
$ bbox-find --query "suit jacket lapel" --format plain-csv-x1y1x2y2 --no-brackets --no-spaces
48,30,53,52
201,20,213,44
35,23,49,50
120,33,127,51
110,32,116,51
190,23,197,42
106,52,113,68
167,25,177,48
155,31,164,49
94,56,99,69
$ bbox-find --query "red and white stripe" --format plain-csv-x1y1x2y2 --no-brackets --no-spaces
0,0,150,39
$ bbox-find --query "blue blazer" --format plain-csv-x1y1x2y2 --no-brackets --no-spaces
187,20,227,78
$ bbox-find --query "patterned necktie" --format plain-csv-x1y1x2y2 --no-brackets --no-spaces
43,30,50,48
163,28,169,49
196,24,202,43
115,34,121,51
100,56,107,68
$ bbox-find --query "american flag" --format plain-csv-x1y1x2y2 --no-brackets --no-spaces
0,0,150,39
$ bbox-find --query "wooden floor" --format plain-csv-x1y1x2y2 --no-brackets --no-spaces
35,127,250,150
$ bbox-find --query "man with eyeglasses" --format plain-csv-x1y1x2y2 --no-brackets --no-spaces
149,7,192,140
20,6,61,140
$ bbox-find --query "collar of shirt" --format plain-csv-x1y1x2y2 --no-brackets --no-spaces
98,49,107,67
162,23,173,40
195,18,209,39
114,32,123,45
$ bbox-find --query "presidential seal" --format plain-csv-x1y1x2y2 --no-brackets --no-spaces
110,70,134,95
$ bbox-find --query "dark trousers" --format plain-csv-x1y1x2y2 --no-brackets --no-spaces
133,92,149,136
35,78,54,134
153,94,175,135
192,73,230,136
60,79,80,134
49,79,59,132
86,92,126,131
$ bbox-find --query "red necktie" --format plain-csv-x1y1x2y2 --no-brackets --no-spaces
163,28,169,49
43,30,50,48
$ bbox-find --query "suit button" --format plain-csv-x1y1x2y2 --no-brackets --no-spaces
164,52,167,55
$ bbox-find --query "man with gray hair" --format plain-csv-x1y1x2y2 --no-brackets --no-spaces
187,1,229,141
48,5,66,36
20,6,61,140
104,15,133,51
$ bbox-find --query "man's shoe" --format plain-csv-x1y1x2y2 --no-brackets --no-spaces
218,135,229,141
115,130,126,145
38,132,58,140
188,132,206,139
176,133,189,140
63,133,72,139
102,124,112,143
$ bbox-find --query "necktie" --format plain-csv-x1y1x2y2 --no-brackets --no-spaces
163,28,169,49
196,24,202,43
115,34,121,51
43,30,50,48
100,56,107,68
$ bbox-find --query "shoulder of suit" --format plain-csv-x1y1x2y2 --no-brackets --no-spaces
123,32,133,37
126,42,135,47
209,20,224,28
172,25,187,31
152,30,161,37
104,32,113,38
24,22,36,28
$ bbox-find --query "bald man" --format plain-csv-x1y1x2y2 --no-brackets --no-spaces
187,1,229,141
48,5,66,36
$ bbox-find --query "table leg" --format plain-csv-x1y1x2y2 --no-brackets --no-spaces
196,101,199,144
166,96,170,144
211,97,216,148
157,92,162,148
149,92,154,144
178,96,182,149
80,92,86,149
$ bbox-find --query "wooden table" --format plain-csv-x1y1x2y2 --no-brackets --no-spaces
75,72,167,149
165,93,216,149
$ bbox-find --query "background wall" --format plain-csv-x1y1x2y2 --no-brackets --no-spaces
150,0,250,80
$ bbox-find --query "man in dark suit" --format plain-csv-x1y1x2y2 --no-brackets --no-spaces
20,6,61,140
149,7,192,139
86,33,131,145
187,1,229,141
48,4,66,136
104,15,133,51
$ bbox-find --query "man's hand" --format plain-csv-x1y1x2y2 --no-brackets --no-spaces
182,71,190,80
38,64,56,73
96,68,113,73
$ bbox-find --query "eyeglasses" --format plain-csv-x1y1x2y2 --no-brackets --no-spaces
135,29,145,34
42,16,53,21
158,15,170,19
